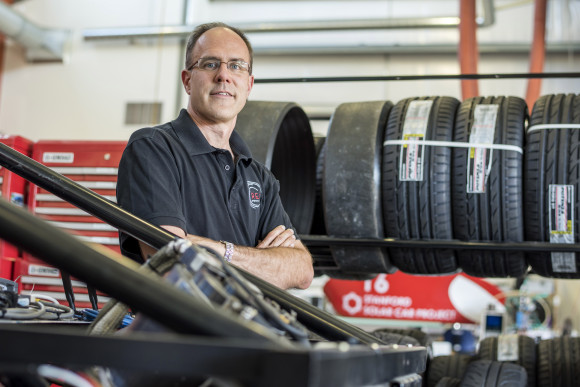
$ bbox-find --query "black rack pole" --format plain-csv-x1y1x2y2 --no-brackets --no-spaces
0,143,380,345
255,71,580,84
300,235,580,253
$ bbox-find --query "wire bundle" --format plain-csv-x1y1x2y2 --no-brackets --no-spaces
0,299,74,320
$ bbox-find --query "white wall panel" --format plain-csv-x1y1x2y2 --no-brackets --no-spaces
0,0,578,141
0,0,185,140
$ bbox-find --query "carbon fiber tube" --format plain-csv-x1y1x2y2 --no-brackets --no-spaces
0,142,175,249
0,194,284,342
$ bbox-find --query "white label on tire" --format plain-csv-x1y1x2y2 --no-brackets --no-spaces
497,334,519,361
466,104,498,193
399,100,433,181
549,184,577,273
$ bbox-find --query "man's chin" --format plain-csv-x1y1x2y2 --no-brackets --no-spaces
210,105,244,120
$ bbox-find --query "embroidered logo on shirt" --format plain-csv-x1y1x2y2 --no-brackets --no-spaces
247,181,262,209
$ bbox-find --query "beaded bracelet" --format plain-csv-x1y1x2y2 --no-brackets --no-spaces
220,240,234,262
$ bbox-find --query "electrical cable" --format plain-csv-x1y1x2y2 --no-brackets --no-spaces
88,239,184,335
86,238,309,343
37,364,95,387
26,292,60,305
0,300,75,321
200,246,311,346
38,301,75,320
1,301,46,320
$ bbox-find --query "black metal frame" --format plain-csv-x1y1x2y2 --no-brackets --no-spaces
0,324,425,387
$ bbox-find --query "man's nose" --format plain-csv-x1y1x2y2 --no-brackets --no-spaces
215,62,232,82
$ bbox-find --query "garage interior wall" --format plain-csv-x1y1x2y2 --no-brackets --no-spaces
0,0,579,331
1,0,578,140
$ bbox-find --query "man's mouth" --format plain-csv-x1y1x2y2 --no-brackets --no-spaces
211,91,233,97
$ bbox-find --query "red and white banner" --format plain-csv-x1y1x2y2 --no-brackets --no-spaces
324,272,504,323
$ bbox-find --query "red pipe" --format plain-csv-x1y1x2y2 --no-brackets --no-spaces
526,0,548,112
459,0,479,100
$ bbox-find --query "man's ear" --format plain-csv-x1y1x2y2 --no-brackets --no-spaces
247,74,255,95
181,69,192,94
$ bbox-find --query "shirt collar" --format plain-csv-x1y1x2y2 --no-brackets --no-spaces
171,109,253,161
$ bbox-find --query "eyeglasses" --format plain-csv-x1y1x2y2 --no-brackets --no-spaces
188,58,251,74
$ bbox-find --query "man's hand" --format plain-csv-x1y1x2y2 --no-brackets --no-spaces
256,225,296,248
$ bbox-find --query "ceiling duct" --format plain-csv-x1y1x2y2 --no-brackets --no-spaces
83,0,495,41
0,2,69,62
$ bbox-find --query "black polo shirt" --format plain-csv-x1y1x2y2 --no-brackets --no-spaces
117,109,294,262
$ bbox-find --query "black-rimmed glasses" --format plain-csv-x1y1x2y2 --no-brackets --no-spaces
188,58,250,74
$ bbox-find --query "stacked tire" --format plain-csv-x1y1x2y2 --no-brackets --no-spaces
524,94,580,278
460,360,527,386
477,335,536,387
426,353,473,387
382,96,459,275
425,353,526,387
236,101,316,235
537,336,580,386
468,334,579,387
451,96,528,277
426,346,527,387
323,101,395,278
317,93,580,279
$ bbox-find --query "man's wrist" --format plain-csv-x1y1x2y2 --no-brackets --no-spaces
220,240,234,262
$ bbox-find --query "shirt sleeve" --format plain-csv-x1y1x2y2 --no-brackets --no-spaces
117,130,186,261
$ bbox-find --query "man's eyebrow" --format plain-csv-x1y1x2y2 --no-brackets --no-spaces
200,56,247,62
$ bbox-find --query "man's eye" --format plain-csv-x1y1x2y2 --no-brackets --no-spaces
203,61,219,69
229,62,241,71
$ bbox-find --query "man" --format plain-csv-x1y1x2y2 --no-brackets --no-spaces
117,22,313,290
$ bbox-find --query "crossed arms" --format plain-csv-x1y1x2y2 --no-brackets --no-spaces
139,224,314,290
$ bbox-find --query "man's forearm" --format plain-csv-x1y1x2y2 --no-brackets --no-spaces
142,236,313,290
185,226,313,290
230,242,313,290
147,226,313,290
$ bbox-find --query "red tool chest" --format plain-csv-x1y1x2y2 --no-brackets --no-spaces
0,135,34,280
15,140,127,309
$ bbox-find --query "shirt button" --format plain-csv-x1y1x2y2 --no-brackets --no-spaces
225,165,230,171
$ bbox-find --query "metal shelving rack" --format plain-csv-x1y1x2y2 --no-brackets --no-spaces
0,71,578,385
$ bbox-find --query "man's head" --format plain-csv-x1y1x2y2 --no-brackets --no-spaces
181,22,255,130
185,22,253,75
